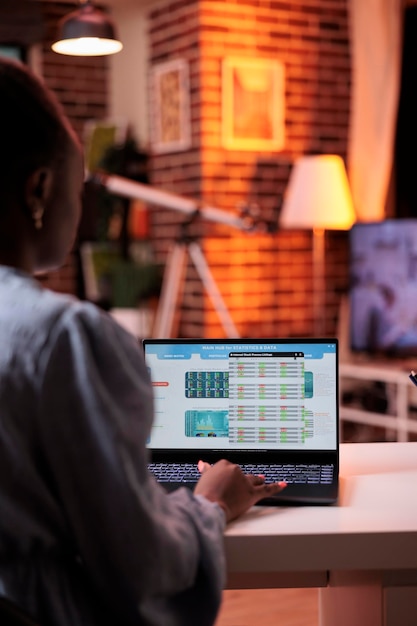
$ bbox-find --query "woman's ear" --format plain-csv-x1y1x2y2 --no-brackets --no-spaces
25,167,53,230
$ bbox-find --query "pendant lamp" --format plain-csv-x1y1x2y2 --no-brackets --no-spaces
51,0,123,57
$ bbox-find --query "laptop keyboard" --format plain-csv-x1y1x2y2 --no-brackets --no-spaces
241,463,334,485
149,463,201,485
148,462,334,485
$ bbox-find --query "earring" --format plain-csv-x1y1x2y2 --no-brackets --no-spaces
32,207,44,230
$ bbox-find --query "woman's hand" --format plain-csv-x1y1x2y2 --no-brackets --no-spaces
194,459,286,523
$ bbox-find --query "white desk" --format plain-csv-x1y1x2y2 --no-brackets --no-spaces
224,442,417,626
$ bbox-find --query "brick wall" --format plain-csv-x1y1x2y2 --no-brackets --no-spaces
34,1,110,296
28,0,351,338
148,0,351,338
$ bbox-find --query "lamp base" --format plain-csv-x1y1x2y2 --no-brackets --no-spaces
312,228,326,337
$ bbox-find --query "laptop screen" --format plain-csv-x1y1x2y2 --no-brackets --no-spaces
143,339,338,452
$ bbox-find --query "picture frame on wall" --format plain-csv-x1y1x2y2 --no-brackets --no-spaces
150,58,192,154
222,57,285,151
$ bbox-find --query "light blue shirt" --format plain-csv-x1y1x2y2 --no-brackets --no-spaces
0,266,226,626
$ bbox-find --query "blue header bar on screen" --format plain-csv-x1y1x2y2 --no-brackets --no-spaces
145,341,337,360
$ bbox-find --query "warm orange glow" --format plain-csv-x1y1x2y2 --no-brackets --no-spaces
281,155,356,230
222,57,285,151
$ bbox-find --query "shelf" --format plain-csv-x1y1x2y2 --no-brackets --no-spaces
340,361,415,442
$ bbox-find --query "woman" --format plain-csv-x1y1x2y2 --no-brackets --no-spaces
0,58,285,626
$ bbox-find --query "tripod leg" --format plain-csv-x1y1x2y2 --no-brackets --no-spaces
188,241,240,338
152,244,188,338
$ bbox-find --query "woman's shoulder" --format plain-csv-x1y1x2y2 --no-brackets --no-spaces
40,289,141,359
0,265,141,362
0,266,110,345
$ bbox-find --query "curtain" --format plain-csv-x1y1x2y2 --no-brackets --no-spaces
348,0,404,221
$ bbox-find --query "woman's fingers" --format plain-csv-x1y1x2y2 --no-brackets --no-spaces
195,459,287,522
248,473,287,495
249,474,265,486
258,480,287,496
198,462,287,496
197,460,212,474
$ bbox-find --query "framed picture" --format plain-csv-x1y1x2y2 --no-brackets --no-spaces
150,58,191,154
222,57,285,151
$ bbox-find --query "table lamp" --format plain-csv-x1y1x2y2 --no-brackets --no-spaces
280,154,356,336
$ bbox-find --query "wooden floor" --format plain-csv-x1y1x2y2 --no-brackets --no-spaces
215,588,319,626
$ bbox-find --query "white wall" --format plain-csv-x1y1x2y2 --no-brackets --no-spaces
108,2,151,148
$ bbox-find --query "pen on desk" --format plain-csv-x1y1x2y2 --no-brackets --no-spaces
409,371,417,387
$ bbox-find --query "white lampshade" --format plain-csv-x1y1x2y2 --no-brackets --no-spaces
280,154,356,230
51,1,123,57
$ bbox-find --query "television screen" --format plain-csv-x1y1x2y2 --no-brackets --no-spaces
349,219,417,356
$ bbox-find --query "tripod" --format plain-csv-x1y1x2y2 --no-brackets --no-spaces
152,222,240,338
91,172,262,338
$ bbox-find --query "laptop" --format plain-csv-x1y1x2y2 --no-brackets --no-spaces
143,338,339,505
